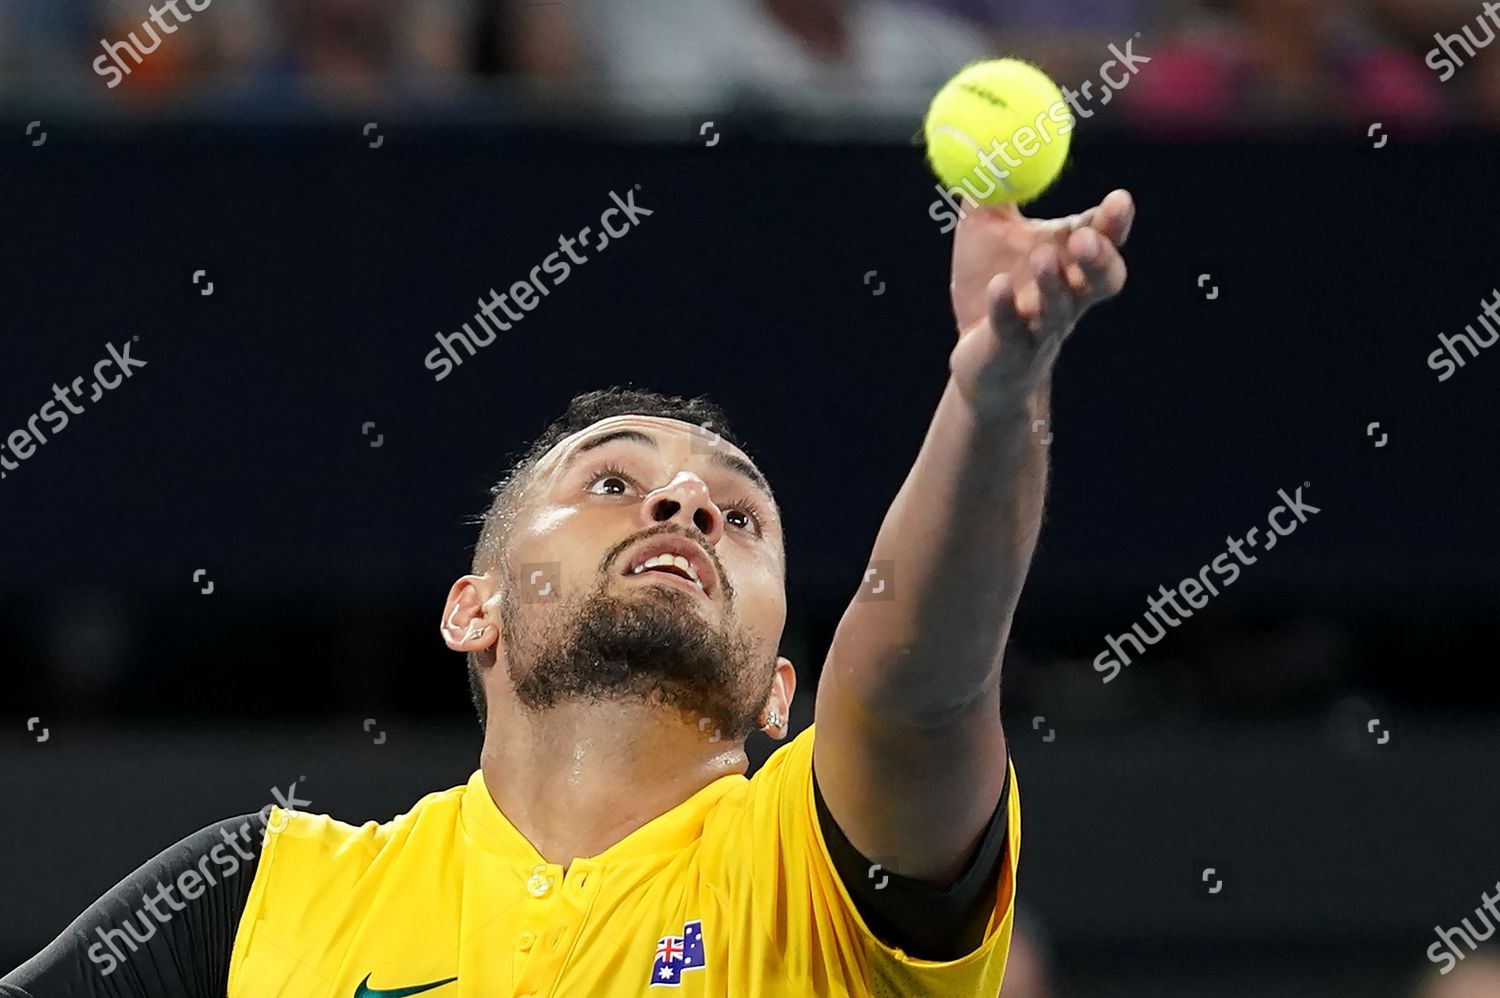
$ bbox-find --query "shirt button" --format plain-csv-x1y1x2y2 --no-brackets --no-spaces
526,866,553,898
517,931,536,951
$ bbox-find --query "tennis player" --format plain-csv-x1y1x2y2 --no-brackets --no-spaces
2,189,1134,998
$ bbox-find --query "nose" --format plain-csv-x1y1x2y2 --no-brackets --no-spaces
640,472,724,543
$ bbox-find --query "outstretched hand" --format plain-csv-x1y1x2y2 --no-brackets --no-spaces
949,188,1135,414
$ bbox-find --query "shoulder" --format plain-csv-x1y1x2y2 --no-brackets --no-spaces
247,782,470,917
230,782,471,990
260,782,469,868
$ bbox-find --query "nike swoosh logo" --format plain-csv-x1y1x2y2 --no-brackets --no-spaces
352,973,458,998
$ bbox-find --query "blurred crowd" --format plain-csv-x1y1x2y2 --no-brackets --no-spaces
1,0,1499,128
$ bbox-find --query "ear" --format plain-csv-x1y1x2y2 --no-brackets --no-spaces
761,656,798,740
441,574,499,653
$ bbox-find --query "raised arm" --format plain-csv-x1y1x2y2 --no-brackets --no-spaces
813,189,1136,884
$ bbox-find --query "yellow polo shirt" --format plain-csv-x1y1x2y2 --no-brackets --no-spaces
228,724,1020,997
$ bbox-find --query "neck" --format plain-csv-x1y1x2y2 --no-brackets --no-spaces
478,701,747,868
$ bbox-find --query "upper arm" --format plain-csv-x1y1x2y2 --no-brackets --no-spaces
729,726,1017,995
813,757,1011,960
812,651,1008,886
0,814,264,998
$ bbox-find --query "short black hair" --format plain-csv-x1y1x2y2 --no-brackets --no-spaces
463,386,768,726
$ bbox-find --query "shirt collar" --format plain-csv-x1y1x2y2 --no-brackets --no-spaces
459,768,745,865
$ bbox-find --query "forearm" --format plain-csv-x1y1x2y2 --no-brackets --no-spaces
824,375,1050,721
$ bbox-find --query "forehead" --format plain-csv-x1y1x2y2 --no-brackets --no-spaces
534,414,764,485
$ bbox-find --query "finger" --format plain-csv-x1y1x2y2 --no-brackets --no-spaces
1039,211,1087,240
986,271,1023,336
1056,189,1135,249
1006,242,1059,336
1070,226,1128,307
1046,203,1111,292
1010,246,1045,331
1061,226,1098,296
1031,241,1073,334
1092,188,1135,248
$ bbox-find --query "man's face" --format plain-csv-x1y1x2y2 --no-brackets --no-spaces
493,415,787,739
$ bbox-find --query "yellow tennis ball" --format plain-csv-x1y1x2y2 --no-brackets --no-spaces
924,58,1074,206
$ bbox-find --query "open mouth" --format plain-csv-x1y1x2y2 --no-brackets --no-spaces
626,554,705,595
619,539,716,599
630,553,700,584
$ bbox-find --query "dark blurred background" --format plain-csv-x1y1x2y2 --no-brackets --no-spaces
4,1,1500,996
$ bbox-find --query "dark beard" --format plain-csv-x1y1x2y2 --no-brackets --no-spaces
502,577,772,741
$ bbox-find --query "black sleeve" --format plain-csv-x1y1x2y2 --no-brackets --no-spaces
813,765,1010,962
0,814,265,998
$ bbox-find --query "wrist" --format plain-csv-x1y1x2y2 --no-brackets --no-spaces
951,371,1050,424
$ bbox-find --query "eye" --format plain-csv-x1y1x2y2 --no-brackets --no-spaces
723,500,765,536
586,464,637,496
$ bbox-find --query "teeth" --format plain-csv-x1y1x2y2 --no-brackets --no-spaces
629,552,702,586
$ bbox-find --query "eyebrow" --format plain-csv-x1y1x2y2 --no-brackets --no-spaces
563,427,777,510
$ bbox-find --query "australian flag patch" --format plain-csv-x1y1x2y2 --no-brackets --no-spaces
648,918,706,987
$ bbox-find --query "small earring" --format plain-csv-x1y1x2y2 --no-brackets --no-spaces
763,709,784,732
466,625,487,641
